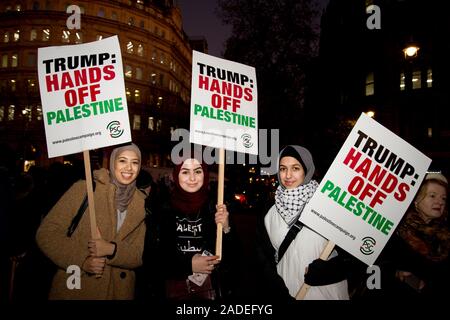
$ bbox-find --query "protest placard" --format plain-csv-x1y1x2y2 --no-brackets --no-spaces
299,113,431,265
38,35,131,158
190,50,258,155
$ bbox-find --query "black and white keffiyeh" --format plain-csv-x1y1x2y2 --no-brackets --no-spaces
275,180,319,226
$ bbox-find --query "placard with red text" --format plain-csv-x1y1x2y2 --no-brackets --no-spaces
38,35,131,158
299,113,431,265
190,50,258,154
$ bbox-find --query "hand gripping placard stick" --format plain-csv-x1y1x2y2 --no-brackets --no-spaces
296,241,335,299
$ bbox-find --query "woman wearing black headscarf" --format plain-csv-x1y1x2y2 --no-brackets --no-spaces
139,148,237,301
36,143,146,299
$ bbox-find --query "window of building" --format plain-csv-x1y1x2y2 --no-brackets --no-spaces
365,72,374,96
125,65,132,78
427,127,432,138
427,68,433,88
11,54,18,67
128,17,135,26
137,44,144,57
75,31,83,44
33,1,40,10
8,105,15,121
134,89,141,103
140,20,145,28
150,73,156,85
152,49,157,62
35,105,42,120
27,53,36,67
30,29,37,41
23,106,32,121
400,72,405,91
160,53,165,64
111,11,118,20
412,70,421,89
157,96,163,108
159,74,164,87
13,30,20,41
3,32,9,43
133,114,141,130
127,41,134,54
79,6,85,14
126,87,131,100
62,30,70,43
15,4,21,11
0,106,4,121
1,55,7,68
136,67,143,80
10,79,16,91
148,117,154,130
42,28,50,41
0,80,6,92
156,119,162,132
98,8,105,17
27,79,37,92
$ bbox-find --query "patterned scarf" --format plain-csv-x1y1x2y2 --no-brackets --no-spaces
275,180,319,226
397,210,450,262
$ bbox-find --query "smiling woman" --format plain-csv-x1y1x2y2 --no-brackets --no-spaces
36,143,147,300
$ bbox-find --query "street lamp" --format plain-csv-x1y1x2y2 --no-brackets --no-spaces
403,45,419,58
366,111,375,118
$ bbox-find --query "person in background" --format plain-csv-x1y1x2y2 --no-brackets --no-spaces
255,145,350,300
391,172,449,297
36,143,146,299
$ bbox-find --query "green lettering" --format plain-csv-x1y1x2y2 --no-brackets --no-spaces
114,97,123,111
56,110,66,124
73,105,82,119
345,195,358,212
47,112,56,125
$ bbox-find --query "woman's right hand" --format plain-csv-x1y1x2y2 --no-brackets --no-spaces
82,256,106,275
192,253,220,274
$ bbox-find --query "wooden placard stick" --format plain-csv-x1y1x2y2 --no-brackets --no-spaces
296,240,336,300
83,150,98,240
215,148,225,260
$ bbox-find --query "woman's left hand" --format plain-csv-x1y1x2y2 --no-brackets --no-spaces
88,238,115,257
215,204,230,231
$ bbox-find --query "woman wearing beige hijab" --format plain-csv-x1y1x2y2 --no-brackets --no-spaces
36,143,146,299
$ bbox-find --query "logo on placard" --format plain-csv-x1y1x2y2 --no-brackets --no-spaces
241,133,253,148
107,121,124,138
360,237,376,255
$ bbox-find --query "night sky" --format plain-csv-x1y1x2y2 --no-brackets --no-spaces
177,0,330,57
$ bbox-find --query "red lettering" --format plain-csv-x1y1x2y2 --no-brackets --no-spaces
89,84,101,102
60,72,75,90
369,191,387,208
343,148,362,169
64,89,77,107
211,93,221,109
45,74,59,92
198,75,209,90
103,65,115,80
359,183,376,202
244,88,253,101
381,173,398,194
88,67,102,83
354,157,372,178
233,84,243,99
348,176,365,195
394,183,410,201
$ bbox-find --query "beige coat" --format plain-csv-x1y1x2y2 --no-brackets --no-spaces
36,168,146,300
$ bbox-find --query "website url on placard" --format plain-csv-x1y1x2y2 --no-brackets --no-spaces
52,131,102,145
311,209,356,241
195,129,237,141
